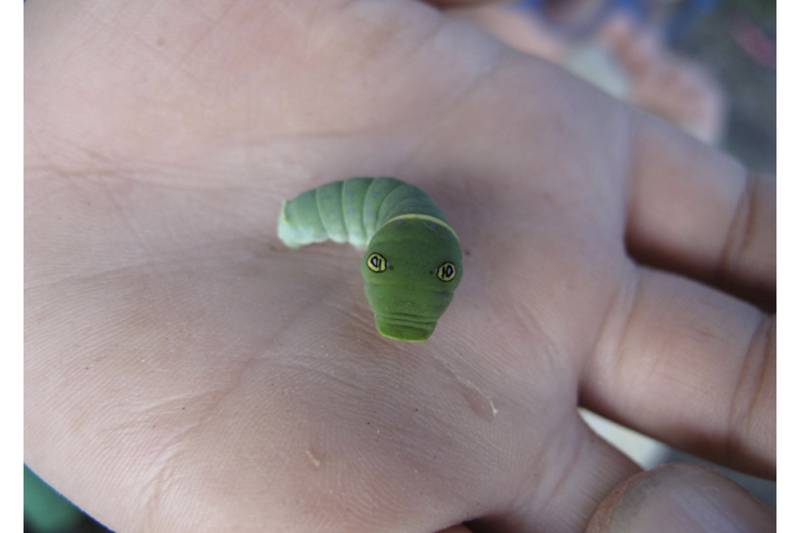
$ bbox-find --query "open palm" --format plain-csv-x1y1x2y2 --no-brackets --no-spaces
26,1,774,532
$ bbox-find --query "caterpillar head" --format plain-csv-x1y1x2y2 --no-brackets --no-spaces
361,217,462,341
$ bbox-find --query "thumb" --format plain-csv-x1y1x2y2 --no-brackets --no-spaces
586,463,774,533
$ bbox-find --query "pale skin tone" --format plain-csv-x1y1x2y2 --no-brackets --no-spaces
25,1,775,532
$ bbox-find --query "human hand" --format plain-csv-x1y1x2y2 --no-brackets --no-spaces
25,1,774,531
594,13,726,145
448,3,726,144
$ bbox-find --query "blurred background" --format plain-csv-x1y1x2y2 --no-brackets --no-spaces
677,0,775,173
24,0,775,530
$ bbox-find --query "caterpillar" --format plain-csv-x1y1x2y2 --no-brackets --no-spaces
277,177,462,342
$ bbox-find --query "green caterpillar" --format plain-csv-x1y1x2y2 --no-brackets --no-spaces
278,177,462,342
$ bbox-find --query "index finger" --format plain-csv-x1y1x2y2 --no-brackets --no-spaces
626,114,775,307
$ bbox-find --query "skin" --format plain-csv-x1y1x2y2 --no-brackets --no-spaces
25,1,774,532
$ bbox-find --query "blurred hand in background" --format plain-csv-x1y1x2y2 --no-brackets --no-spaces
453,0,726,143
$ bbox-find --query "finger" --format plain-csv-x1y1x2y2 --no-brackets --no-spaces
626,114,775,307
444,0,569,62
584,265,775,478
586,464,774,533
469,416,640,533
596,13,663,78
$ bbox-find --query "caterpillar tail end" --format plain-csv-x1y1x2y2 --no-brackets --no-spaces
277,200,304,249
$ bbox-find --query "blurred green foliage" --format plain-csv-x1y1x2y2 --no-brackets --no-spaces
729,0,775,19
24,467,83,532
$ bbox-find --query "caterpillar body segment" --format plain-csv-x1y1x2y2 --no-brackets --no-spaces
279,178,447,249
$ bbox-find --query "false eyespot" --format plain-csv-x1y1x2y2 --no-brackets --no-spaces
436,261,457,282
367,252,388,273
